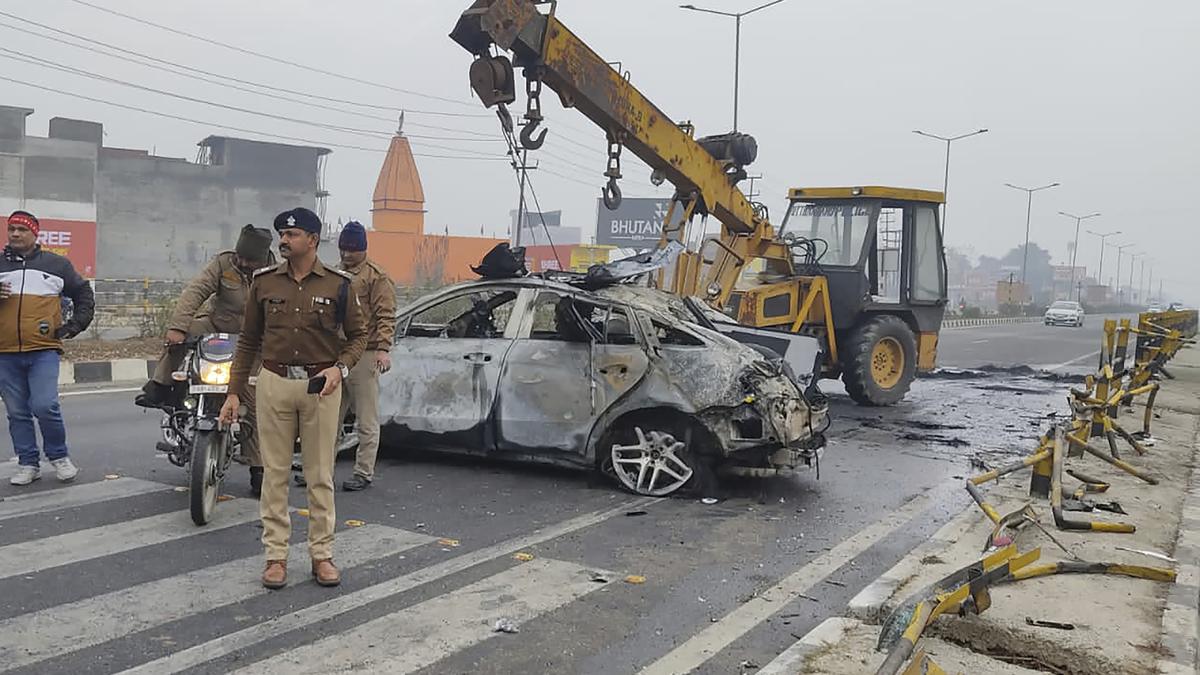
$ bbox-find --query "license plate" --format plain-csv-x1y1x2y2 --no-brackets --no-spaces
189,384,228,394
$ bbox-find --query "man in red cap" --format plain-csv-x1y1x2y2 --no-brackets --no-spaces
0,210,95,486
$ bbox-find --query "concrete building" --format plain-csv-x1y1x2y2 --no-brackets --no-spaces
0,104,328,280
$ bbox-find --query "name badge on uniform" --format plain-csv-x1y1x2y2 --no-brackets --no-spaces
311,297,333,308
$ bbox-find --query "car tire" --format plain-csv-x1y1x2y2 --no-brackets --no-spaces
600,414,716,497
841,315,918,406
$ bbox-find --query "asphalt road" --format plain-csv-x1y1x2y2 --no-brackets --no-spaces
0,327,1090,674
937,314,1135,373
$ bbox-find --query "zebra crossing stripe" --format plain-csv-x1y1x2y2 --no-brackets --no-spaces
0,478,172,521
120,496,657,674
0,524,432,671
232,557,609,674
0,458,18,480
0,498,261,580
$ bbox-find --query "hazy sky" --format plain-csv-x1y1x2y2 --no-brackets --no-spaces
4,0,1197,303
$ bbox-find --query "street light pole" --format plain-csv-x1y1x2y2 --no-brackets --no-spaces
1086,229,1121,298
1111,243,1134,305
1128,253,1143,305
913,128,988,235
680,0,788,132
1058,211,1100,303
1004,182,1060,286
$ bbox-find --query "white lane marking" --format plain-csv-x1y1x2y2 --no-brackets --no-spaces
638,493,932,675
0,524,432,671
0,477,171,521
1034,350,1101,372
970,339,990,344
121,496,657,675
60,387,142,398
0,499,261,580
233,557,611,674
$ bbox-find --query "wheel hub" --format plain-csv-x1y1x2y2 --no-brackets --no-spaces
870,336,905,389
611,427,695,497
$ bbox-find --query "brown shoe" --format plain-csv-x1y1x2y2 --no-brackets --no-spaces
312,558,341,587
262,560,287,589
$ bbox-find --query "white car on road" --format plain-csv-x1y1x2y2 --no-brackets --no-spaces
1044,300,1085,327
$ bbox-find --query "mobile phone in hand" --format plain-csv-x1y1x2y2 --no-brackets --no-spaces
307,375,327,395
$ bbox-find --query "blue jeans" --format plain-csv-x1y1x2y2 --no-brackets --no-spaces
0,351,69,467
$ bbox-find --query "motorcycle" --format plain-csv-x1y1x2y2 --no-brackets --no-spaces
155,333,249,526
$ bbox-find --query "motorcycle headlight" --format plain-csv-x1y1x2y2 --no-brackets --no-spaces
199,361,231,385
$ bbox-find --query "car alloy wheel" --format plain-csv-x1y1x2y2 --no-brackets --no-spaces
611,427,695,496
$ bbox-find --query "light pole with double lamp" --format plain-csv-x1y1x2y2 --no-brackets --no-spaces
1058,211,1100,301
1086,229,1121,300
680,0,789,132
1004,182,1060,285
1110,242,1135,305
913,128,988,235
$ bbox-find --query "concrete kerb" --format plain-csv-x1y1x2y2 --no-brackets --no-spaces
58,359,155,386
1156,413,1200,675
943,317,1041,329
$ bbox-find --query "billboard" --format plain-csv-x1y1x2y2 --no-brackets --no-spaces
595,198,670,246
37,218,97,278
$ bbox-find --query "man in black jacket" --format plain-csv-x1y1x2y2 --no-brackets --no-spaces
0,210,95,486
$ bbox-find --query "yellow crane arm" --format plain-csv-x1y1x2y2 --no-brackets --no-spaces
450,0,785,303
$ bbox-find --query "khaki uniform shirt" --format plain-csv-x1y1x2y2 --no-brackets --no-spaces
169,251,262,335
340,258,397,352
230,258,368,396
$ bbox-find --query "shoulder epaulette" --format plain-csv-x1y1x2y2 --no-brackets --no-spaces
253,263,282,277
331,267,354,280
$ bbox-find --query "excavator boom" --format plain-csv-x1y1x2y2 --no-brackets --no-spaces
451,0,784,302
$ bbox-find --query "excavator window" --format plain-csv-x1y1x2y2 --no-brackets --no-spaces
782,202,873,267
910,205,945,303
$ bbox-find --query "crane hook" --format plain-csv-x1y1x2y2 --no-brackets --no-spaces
519,118,548,150
602,177,623,210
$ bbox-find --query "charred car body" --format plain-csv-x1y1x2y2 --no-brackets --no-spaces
378,276,829,496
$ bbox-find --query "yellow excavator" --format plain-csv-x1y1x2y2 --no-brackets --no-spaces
451,0,949,405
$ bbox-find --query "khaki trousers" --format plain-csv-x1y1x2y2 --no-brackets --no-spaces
257,369,341,561
339,357,381,480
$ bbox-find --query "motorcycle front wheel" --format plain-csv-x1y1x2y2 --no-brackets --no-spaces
189,429,224,526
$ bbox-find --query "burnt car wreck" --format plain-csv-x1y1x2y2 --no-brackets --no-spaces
377,267,829,496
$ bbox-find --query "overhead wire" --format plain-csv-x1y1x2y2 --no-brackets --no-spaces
0,74,509,161
0,10,487,119
66,0,485,110
0,48,507,154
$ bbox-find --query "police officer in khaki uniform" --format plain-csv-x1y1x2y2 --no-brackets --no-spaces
220,207,368,589
138,225,274,495
334,221,396,491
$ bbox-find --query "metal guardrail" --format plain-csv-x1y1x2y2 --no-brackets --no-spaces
942,316,1041,328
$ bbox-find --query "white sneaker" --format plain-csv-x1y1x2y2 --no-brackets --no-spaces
9,466,40,486
50,458,79,482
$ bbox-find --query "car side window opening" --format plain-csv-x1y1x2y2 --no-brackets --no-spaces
650,320,704,347
405,289,518,339
528,292,637,345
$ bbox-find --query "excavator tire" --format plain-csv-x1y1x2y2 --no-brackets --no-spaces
841,315,917,406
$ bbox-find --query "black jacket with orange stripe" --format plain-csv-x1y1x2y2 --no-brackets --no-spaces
0,245,95,353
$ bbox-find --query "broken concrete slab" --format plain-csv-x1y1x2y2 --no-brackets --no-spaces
780,617,1045,674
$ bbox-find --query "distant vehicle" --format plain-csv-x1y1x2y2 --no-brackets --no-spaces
1147,302,1164,313
1044,300,1085,327
1168,302,1185,311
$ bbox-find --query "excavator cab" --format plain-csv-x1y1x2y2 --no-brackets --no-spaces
727,187,948,405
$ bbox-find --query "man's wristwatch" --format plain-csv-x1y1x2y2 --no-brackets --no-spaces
335,362,350,379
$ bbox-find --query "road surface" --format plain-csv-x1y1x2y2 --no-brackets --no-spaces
937,314,1134,373
0,323,1099,673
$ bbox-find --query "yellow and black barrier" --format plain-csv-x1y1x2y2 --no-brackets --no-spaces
1048,427,1136,533
876,545,1041,675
